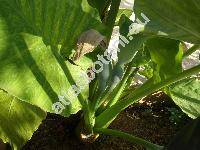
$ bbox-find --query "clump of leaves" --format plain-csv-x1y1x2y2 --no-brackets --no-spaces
0,0,200,150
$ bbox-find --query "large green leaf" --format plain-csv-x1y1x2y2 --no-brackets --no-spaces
0,0,103,116
0,31,89,116
130,37,184,99
134,0,200,44
0,90,46,150
146,37,183,82
170,78,200,119
0,0,105,57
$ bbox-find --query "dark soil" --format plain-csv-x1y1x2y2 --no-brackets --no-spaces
22,92,191,150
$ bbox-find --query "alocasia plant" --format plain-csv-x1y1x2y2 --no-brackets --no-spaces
0,0,199,149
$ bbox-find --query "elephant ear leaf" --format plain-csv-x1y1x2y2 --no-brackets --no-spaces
146,37,183,82
133,0,200,44
0,0,102,148
170,78,200,119
0,32,89,116
0,0,98,117
0,90,46,150
134,37,184,95
0,0,106,57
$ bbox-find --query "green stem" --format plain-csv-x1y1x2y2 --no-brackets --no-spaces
183,45,200,58
91,0,121,112
103,65,138,111
94,128,164,150
106,65,132,106
84,105,95,133
95,65,200,128
89,76,98,101
95,64,133,115
84,0,121,132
